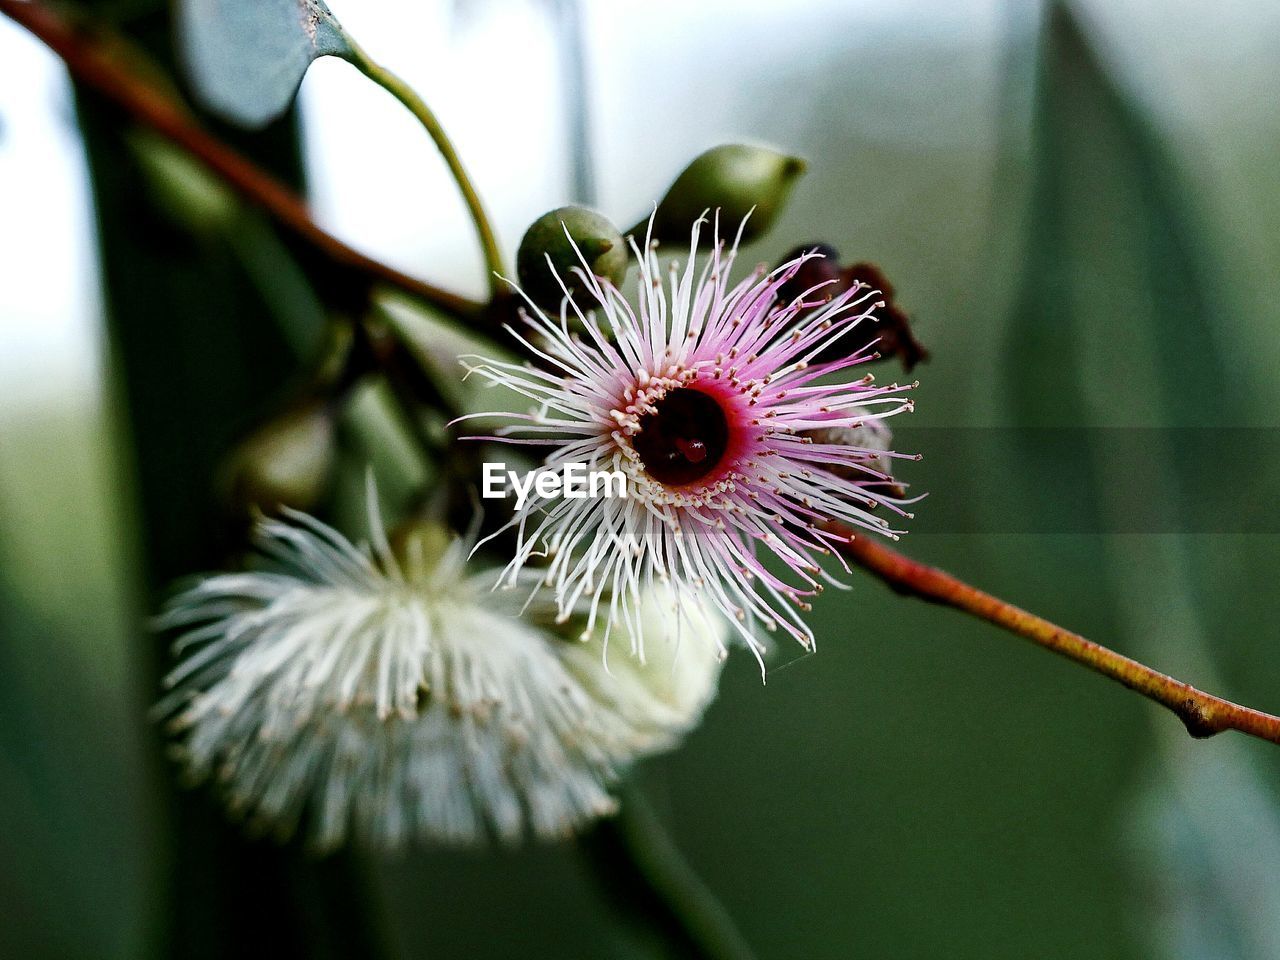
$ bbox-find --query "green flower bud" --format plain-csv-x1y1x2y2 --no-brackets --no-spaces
224,400,336,515
516,206,628,309
650,144,806,245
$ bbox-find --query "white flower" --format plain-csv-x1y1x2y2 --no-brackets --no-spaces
155,487,722,850
462,217,918,669
563,583,728,753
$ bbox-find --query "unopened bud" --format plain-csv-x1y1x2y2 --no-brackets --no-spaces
224,401,336,515
651,144,806,245
517,206,628,309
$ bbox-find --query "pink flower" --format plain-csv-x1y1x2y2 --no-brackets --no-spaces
462,217,918,670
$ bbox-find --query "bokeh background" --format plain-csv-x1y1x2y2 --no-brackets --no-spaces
4,0,1280,957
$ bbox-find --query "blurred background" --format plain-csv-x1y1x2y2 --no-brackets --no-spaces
4,0,1280,957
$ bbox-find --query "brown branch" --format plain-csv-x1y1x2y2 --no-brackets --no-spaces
0,0,483,321
834,526,1280,745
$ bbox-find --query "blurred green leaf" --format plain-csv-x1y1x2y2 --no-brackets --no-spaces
0,403,160,960
130,130,238,233
1003,6,1280,960
176,0,353,128
1132,730,1280,959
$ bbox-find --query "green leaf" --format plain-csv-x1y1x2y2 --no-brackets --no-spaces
0,395,160,960
1002,9,1280,960
1131,731,1280,959
129,131,238,233
176,0,353,128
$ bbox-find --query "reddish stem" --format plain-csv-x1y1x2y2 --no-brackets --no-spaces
835,527,1280,744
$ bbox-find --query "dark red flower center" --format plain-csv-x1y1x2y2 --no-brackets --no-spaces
632,388,729,486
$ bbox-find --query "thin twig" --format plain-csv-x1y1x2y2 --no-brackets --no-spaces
833,526,1280,745
0,0,483,321
344,41,506,298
